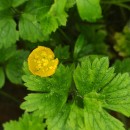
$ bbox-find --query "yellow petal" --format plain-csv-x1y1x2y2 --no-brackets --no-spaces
28,46,59,77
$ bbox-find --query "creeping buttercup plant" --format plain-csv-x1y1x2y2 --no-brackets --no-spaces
1,0,130,130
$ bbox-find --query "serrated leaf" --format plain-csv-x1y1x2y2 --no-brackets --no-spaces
54,45,70,61
6,50,29,84
3,113,45,130
0,17,19,48
0,67,5,88
101,73,130,116
12,0,28,7
76,0,102,22
74,57,115,96
19,13,44,42
74,57,130,129
21,64,72,117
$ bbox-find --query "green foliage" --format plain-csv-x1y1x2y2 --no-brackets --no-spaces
0,16,19,48
1,0,130,129
0,0,12,11
65,0,76,9
73,57,130,130
76,0,102,22
0,0,27,10
19,57,130,130
54,45,70,61
21,63,72,117
113,58,130,74
19,13,44,42
73,35,85,60
3,113,45,130
6,50,29,84
12,0,27,7
114,22,130,57
74,25,108,59
0,46,29,87
0,45,16,63
74,57,115,95
47,103,84,130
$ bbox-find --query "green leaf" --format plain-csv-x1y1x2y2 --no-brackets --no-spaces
0,45,16,63
73,35,85,60
114,22,130,57
101,73,130,116
0,17,19,48
113,58,130,74
47,103,85,130
40,14,59,35
3,113,45,130
6,50,29,84
84,95,124,130
0,0,12,11
65,0,76,10
21,64,72,117
23,0,51,15
76,0,102,22
12,0,28,7
19,13,44,42
23,0,68,36
49,0,68,25
54,45,70,61
39,0,68,35
74,57,130,129
0,67,5,88
74,57,115,96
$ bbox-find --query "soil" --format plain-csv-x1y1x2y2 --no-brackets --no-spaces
0,79,27,130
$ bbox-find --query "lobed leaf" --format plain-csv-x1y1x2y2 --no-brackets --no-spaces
21,64,72,117
76,0,102,22
74,57,115,96
74,57,130,130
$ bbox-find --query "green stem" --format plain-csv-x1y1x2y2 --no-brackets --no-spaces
0,90,20,104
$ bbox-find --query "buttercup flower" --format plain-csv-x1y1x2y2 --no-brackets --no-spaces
28,46,59,77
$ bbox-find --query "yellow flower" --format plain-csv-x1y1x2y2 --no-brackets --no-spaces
28,46,59,77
